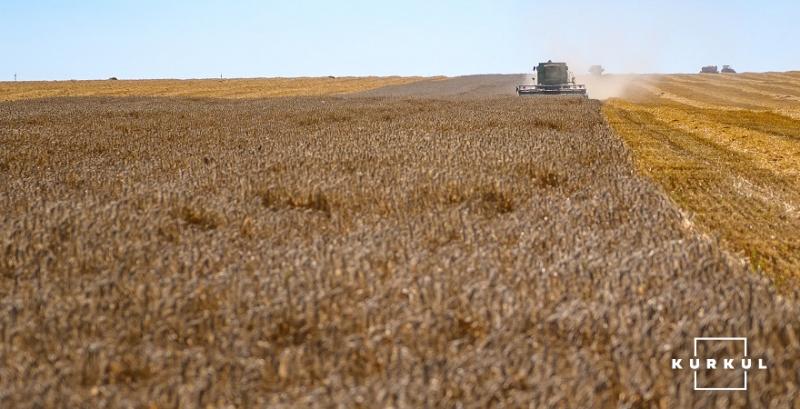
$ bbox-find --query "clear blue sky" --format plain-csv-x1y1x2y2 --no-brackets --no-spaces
2,0,798,80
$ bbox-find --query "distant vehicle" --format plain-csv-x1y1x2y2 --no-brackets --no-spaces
721,65,737,73
589,65,605,76
700,65,719,74
517,60,587,97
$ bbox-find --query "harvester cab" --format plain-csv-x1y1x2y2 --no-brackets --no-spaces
517,60,587,97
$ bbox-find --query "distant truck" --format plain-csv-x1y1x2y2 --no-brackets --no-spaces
700,65,719,74
721,65,737,73
588,65,605,76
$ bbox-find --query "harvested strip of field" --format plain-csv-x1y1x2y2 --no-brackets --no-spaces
354,74,525,97
2,95,799,408
604,72,800,286
622,72,800,118
0,76,428,101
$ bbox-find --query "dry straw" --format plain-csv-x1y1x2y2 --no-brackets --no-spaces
1,93,798,408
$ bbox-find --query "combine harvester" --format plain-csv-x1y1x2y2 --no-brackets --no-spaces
700,65,719,74
517,60,587,97
588,65,605,76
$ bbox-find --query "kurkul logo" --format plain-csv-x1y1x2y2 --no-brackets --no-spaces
671,337,767,391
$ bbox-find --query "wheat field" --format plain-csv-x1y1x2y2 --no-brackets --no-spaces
0,76,428,101
604,72,800,287
2,83,800,407
1,76,800,408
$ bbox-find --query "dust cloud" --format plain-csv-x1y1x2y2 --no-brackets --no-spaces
577,74,638,100
515,2,679,99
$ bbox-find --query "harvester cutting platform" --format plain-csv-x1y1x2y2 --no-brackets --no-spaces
517,61,587,97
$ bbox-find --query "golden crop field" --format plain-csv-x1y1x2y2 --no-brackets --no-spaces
2,75,800,408
604,72,800,287
0,76,429,101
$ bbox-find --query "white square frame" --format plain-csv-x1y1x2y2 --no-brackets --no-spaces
693,337,748,391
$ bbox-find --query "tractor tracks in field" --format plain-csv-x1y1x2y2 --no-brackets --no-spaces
604,97,800,286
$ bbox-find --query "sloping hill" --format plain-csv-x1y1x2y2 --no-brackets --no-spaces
354,74,526,97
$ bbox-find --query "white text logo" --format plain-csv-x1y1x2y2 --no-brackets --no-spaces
671,337,767,391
